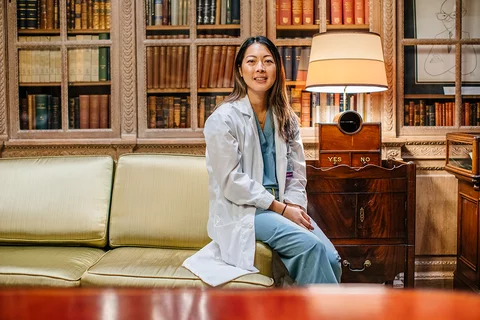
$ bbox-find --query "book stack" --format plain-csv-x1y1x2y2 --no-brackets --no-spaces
278,45,310,82
68,94,110,129
329,0,369,25
197,44,238,89
463,101,480,126
147,95,191,129
20,94,61,130
276,0,314,25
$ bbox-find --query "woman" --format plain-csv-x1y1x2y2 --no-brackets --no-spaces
183,36,341,286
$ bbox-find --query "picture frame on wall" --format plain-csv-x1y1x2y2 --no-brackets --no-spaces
414,0,480,83
403,0,480,94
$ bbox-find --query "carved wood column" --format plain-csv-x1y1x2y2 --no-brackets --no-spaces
251,0,266,37
119,0,137,140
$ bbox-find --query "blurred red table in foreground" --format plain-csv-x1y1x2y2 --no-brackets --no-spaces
1,285,479,320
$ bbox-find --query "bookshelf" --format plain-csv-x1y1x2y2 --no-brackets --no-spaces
5,0,130,141
136,0,245,141
397,0,480,136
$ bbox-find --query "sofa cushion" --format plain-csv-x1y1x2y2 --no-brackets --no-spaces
0,246,105,287
81,247,274,288
0,156,114,247
109,154,210,249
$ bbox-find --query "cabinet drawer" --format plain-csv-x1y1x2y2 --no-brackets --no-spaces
319,153,350,167
335,245,406,284
351,153,381,166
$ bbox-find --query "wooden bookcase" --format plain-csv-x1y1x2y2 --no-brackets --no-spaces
5,0,129,141
397,0,480,137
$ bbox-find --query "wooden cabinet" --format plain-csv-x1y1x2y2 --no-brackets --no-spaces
306,160,416,287
445,132,480,293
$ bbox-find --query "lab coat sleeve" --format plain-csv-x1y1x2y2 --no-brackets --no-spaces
283,126,308,210
204,110,274,210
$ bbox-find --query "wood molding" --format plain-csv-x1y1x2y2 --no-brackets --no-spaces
250,0,266,36
0,2,6,139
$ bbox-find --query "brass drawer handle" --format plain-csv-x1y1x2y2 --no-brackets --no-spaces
342,259,372,272
359,207,365,222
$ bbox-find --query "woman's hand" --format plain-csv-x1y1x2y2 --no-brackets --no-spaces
283,204,314,231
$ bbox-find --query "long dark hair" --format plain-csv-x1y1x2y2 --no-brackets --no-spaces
223,36,298,141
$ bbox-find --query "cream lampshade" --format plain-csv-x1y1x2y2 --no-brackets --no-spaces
305,31,388,94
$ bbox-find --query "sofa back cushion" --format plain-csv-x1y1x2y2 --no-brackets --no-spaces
109,154,210,249
0,156,114,247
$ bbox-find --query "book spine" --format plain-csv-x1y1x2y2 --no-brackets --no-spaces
302,0,314,25
354,0,364,24
99,94,109,128
35,94,49,130
79,94,90,129
330,0,342,25
231,0,240,24
343,0,354,25
292,0,302,25
278,0,291,25
89,94,100,128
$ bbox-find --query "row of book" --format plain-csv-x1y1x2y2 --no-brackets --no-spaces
463,102,480,126
198,45,238,89
19,36,61,83
67,0,111,30
279,46,310,82
404,101,454,127
147,95,191,129
17,0,60,30
276,0,369,26
145,0,189,26
146,46,190,90
196,0,241,25
329,0,369,25
68,35,111,82
68,94,111,129
20,94,60,130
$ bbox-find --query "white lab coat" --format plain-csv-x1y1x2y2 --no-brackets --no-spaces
183,95,307,287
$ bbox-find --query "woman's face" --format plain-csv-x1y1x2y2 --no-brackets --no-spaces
239,43,277,96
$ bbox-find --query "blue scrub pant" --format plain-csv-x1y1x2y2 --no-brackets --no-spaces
255,210,342,285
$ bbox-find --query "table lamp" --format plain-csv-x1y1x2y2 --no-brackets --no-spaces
305,30,388,119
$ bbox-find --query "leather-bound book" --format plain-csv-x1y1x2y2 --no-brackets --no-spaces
301,91,311,127
35,94,48,130
159,45,166,88
197,45,205,88
198,96,205,128
216,45,228,88
182,46,189,88
222,45,236,88
292,0,302,25
51,96,60,129
209,45,221,88
156,96,164,128
200,45,213,88
171,46,179,88
174,97,181,127
148,95,157,128
20,98,29,130
323,0,329,24
89,94,100,129
343,0,354,25
330,0,342,25
354,0,364,24
302,0,313,25
99,94,109,128
146,46,154,89
186,96,191,128
278,0,291,25
283,46,293,81
419,100,426,126
68,97,75,128
176,46,184,89
165,46,173,88
168,96,174,128
79,94,90,129
231,0,240,24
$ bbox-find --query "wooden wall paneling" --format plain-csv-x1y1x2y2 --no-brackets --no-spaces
0,1,6,141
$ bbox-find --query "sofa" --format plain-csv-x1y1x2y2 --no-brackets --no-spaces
0,154,275,288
